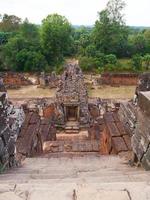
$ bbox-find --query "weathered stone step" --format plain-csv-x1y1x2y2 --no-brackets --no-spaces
0,156,150,200
0,182,149,200
0,173,149,184
57,131,89,141
65,130,79,134
43,140,100,153
65,126,79,130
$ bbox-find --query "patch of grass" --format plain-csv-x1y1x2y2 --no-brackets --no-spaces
88,85,136,99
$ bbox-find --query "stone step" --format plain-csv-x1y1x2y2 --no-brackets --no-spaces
43,140,100,153
65,130,79,134
0,156,149,200
0,182,149,200
56,132,89,141
1,168,147,177
65,126,79,130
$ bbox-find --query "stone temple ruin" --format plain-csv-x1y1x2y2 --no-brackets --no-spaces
0,64,150,173
39,71,59,88
56,64,90,131
0,72,32,89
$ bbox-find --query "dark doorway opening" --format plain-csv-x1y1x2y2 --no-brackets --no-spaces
66,106,78,121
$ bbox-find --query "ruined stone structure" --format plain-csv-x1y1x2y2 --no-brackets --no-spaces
0,72,32,89
2,64,150,173
56,64,90,130
0,86,24,171
39,71,59,88
136,72,150,96
17,108,56,159
12,64,132,156
118,73,150,170
100,73,139,86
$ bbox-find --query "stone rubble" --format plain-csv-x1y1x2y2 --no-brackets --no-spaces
0,72,32,89
0,84,24,172
39,71,59,88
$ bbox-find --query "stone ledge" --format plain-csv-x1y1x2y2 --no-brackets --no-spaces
138,91,150,117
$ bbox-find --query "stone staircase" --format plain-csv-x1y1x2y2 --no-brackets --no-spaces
65,121,80,133
43,130,100,154
43,140,100,153
0,155,150,200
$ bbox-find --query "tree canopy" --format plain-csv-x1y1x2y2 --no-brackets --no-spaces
0,14,21,32
0,7,150,73
41,14,72,65
93,0,129,57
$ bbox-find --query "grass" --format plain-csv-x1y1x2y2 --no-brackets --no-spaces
88,85,136,99
8,84,136,100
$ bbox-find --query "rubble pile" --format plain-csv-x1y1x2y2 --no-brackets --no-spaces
39,71,59,88
0,86,24,172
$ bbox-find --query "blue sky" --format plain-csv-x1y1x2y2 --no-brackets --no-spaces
0,0,150,26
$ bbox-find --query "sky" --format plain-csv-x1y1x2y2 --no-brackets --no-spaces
0,0,150,26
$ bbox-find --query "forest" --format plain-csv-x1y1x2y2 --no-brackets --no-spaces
0,0,150,73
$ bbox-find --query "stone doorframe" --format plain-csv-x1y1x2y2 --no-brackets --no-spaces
64,103,80,122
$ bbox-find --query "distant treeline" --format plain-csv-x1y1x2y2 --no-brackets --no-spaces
0,0,150,73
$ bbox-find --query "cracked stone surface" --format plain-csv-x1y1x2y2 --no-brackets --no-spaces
0,155,150,200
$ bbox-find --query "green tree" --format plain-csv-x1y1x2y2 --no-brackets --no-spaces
73,26,92,56
105,54,117,64
0,32,13,45
144,29,150,53
132,54,142,71
143,54,150,70
20,19,40,42
16,50,47,72
0,14,21,32
93,0,129,57
2,20,47,71
41,14,72,65
79,56,100,72
133,34,146,55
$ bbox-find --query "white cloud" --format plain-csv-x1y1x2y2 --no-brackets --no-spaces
0,0,150,26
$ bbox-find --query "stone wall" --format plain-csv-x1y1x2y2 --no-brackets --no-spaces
136,72,150,96
0,72,32,89
118,73,150,170
100,73,139,86
17,106,57,159
131,92,150,170
100,112,131,155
